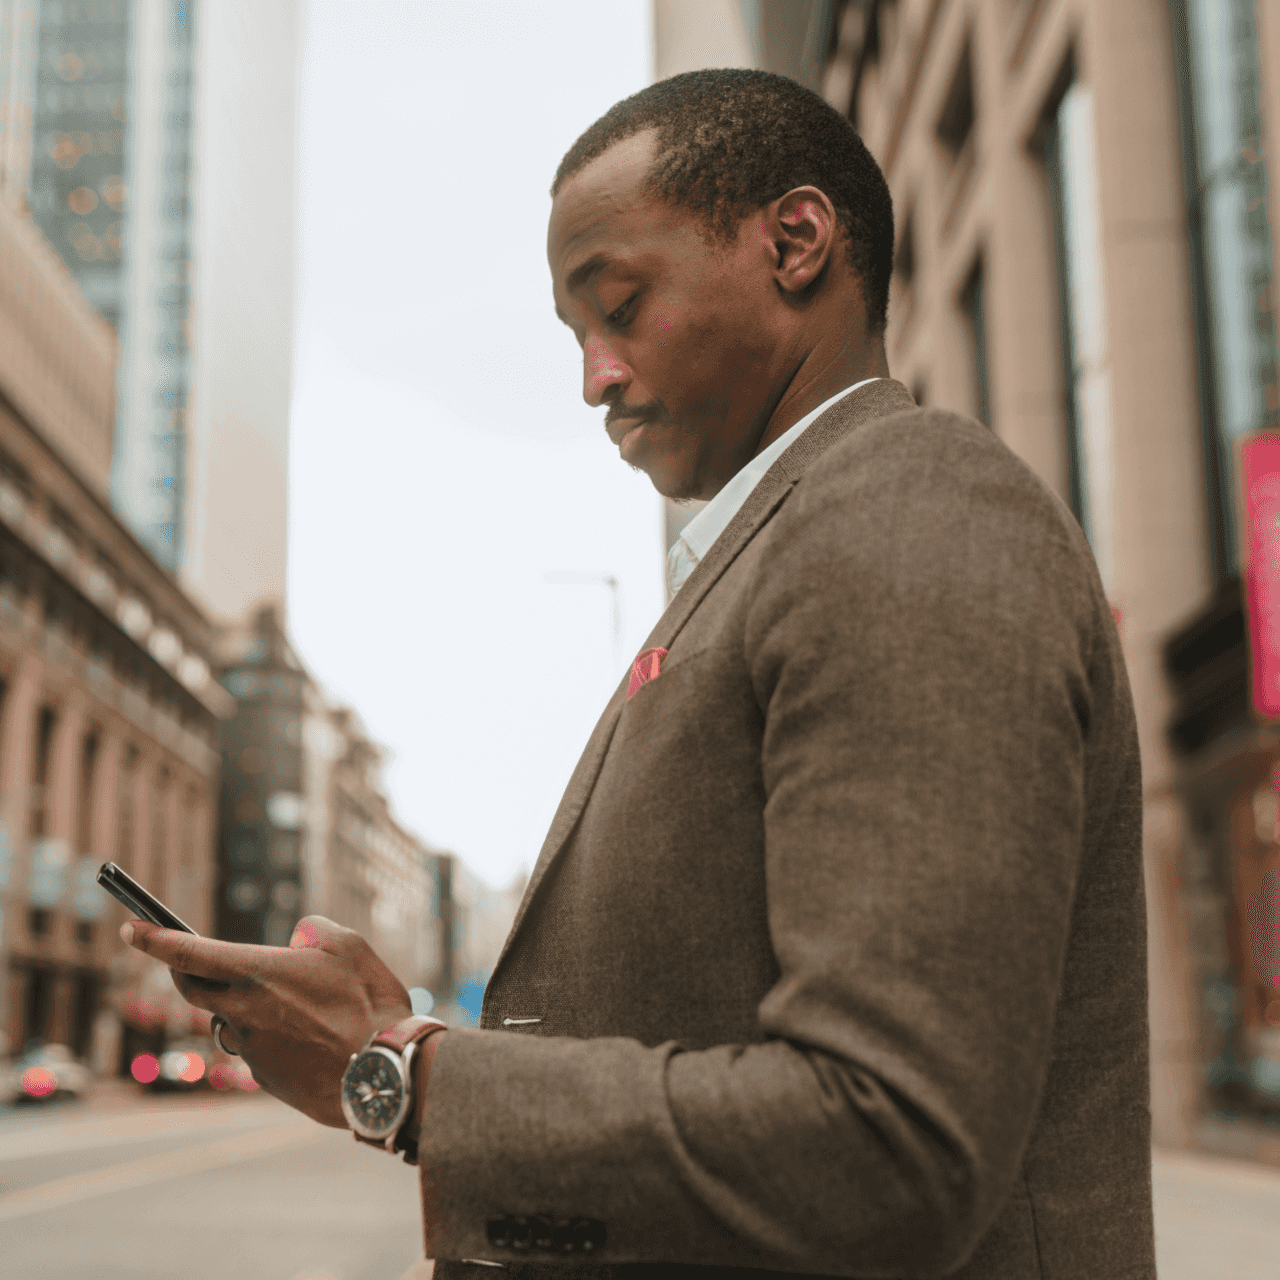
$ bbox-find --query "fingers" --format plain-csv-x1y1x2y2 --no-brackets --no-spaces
169,971,268,1040
211,1015,244,1056
122,922,268,984
171,969,238,1013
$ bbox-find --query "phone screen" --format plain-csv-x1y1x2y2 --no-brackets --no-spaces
96,862,197,934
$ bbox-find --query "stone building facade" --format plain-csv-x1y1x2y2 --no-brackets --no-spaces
654,0,1280,1167
842,0,1280,1169
217,605,441,995
0,190,230,1068
307,702,438,993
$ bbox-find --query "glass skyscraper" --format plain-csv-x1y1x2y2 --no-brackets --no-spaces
28,0,195,571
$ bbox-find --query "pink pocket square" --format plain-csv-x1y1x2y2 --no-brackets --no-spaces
627,647,668,699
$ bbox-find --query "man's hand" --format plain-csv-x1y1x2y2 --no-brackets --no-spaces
121,915,413,1128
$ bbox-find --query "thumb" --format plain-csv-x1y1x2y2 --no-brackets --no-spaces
288,915,346,951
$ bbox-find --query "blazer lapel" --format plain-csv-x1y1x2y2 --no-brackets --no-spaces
489,379,916,976
644,377,915,658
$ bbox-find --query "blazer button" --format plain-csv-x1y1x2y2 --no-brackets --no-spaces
485,1218,512,1249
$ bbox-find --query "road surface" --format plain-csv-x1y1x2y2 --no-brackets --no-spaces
0,1086,425,1279
3,1084,1280,1278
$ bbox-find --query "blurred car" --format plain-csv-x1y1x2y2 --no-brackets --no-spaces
131,1036,213,1092
0,1043,92,1104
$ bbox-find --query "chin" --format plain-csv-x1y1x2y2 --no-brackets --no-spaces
639,461,702,502
619,420,703,501
626,443,701,502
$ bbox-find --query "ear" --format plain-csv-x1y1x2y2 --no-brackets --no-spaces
767,186,840,295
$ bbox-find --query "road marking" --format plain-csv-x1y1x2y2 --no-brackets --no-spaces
0,1119,323,1222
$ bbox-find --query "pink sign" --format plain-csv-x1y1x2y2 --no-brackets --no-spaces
1243,434,1280,719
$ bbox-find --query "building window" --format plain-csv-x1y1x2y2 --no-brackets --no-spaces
229,829,262,867
151,766,169,900
893,205,918,334
936,37,978,235
936,38,975,159
959,258,991,428
71,972,100,1057
270,832,301,870
23,966,54,1046
1043,75,1117,594
43,586,67,633
1170,0,1280,582
895,206,916,289
31,705,57,836
77,728,99,853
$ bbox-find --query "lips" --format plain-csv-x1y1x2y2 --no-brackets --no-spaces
606,416,651,447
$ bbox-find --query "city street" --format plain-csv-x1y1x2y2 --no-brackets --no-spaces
0,1087,426,1280
4,1082,1280,1278
1152,1146,1280,1280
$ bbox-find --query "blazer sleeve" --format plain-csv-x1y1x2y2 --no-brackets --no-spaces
417,414,1128,1276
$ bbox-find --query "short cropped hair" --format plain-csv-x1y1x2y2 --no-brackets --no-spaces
553,69,895,332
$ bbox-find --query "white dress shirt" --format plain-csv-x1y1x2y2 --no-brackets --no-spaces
666,378,882,595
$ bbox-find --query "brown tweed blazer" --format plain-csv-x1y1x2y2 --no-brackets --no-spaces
422,379,1156,1279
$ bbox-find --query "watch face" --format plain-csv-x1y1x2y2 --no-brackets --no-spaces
340,1046,409,1140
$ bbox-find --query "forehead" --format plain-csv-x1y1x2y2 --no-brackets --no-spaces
547,131,671,281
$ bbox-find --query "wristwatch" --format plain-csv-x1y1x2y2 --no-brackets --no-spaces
340,1014,446,1163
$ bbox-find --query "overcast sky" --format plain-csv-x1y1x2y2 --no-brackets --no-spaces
289,2,660,889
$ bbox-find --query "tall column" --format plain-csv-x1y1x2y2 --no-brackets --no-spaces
0,652,40,1046
45,693,86,1048
0,651,42,859
189,781,214,936
44,693,84,846
90,727,124,867
87,724,125,1073
979,0,1071,504
1088,0,1216,1150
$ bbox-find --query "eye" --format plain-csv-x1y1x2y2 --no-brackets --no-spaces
607,294,638,327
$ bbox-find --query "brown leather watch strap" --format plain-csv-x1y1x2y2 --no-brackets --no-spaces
371,1014,447,1055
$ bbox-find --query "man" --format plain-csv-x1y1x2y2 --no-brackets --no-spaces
125,71,1157,1278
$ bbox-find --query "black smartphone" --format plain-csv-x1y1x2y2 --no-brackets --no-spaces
96,861,197,934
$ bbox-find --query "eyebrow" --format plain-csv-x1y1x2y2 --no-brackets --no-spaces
566,253,610,295
555,253,611,326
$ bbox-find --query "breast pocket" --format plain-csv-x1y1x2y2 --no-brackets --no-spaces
616,646,714,747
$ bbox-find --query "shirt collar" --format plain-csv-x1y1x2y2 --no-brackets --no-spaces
666,378,882,594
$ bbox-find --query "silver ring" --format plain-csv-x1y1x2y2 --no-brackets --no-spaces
211,1015,236,1056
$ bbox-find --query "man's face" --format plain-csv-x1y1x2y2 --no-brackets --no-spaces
548,131,787,500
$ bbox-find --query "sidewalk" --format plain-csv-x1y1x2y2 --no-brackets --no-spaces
1153,1146,1280,1279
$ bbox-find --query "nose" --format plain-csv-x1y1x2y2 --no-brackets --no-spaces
583,336,629,408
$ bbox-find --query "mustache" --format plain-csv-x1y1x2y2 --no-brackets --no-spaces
604,400,663,432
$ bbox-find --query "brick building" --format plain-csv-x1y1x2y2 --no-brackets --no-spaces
0,190,229,1068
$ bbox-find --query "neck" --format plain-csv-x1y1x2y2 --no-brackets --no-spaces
753,336,889,458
